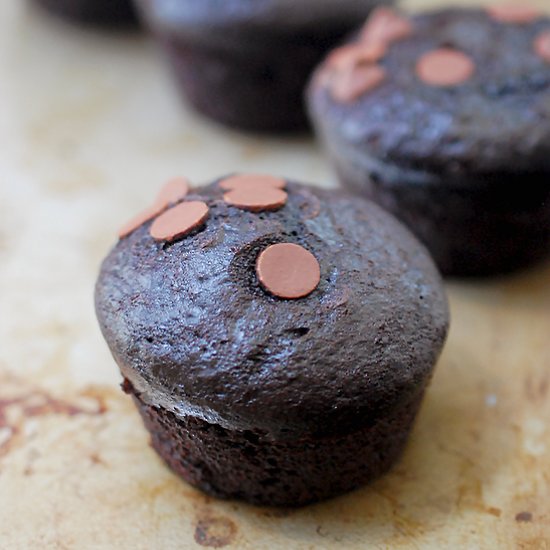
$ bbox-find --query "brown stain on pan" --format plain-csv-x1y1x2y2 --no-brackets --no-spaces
0,376,108,460
194,515,238,548
0,397,23,458
0,423,18,458
0,389,106,421
515,511,533,523
525,373,549,402
487,507,502,518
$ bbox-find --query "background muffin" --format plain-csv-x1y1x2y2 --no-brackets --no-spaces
307,6,550,276
95,175,449,506
34,0,137,26
132,0,393,133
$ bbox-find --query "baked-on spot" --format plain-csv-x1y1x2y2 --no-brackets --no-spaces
486,2,542,24
256,243,321,299
416,48,475,87
534,31,550,63
219,174,286,191
515,511,533,522
360,6,413,46
150,201,209,242
194,516,237,548
223,186,287,212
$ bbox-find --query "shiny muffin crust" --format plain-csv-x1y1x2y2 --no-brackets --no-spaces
95,175,449,505
308,6,550,275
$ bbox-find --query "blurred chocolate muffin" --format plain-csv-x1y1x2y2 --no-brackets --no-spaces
95,175,449,506
133,0,393,133
307,6,550,276
34,0,137,26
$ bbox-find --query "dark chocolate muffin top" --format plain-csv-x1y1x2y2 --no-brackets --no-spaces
36,0,137,26
135,0,384,47
95,176,449,438
138,0,379,31
308,6,550,178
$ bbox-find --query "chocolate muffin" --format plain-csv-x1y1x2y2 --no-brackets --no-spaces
307,5,550,276
132,0,393,133
95,174,449,506
34,0,137,26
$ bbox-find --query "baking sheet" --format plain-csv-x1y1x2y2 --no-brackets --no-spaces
0,0,549,547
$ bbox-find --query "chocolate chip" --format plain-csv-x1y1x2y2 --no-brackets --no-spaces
331,64,386,103
154,177,190,209
534,31,550,63
486,2,542,24
416,48,475,87
119,204,163,239
224,186,288,212
327,43,386,71
219,174,286,191
256,243,321,299
360,7,413,46
150,201,209,242
118,177,191,239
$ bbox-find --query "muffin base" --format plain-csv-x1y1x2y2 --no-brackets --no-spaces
160,33,348,134
334,156,550,277
126,382,425,507
34,0,137,26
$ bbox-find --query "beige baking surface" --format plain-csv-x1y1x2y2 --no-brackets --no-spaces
1,0,549,548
